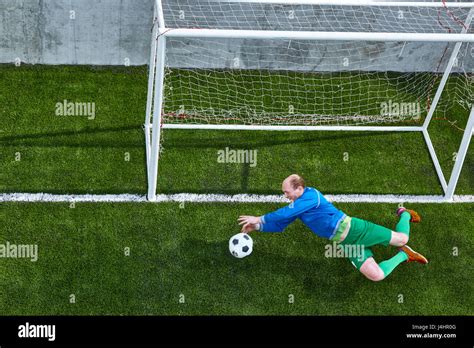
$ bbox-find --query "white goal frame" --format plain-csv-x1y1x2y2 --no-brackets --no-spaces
145,0,474,202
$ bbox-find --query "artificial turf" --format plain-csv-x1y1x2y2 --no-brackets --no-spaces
0,64,472,315
0,65,472,195
0,201,472,315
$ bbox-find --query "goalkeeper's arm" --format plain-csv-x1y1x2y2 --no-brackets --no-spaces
239,216,297,233
239,193,316,232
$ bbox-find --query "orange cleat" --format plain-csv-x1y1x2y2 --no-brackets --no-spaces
400,245,428,264
396,207,421,223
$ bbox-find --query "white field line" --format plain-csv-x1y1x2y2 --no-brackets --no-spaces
1,192,473,203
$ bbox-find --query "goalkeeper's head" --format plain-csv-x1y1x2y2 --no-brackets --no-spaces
282,174,305,202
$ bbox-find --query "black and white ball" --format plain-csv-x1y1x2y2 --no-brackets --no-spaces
229,233,253,258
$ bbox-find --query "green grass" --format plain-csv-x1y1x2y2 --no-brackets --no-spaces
0,65,472,195
0,65,472,315
164,69,436,121
0,202,472,315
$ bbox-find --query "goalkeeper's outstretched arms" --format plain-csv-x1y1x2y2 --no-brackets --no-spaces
238,174,315,233
238,216,297,233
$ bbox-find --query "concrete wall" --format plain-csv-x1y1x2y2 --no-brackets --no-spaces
0,0,471,73
0,0,154,65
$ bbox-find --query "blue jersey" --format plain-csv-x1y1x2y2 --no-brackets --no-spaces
260,187,346,239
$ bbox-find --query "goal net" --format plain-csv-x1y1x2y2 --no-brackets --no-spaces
145,0,473,201
158,1,473,127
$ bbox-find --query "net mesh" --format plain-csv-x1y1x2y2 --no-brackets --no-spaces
158,1,473,126
162,1,471,33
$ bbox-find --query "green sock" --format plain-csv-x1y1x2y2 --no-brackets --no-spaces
396,211,411,237
379,251,409,277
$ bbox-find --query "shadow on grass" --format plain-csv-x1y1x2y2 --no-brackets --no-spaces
164,238,361,305
163,130,412,150
1,125,444,196
0,125,143,148
1,127,419,150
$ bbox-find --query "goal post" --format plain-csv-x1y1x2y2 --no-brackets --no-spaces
145,0,474,202
145,0,166,190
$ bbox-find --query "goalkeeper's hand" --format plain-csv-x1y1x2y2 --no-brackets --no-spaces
238,215,261,233
241,223,258,233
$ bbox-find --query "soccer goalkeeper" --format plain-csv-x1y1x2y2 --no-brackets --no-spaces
238,174,428,281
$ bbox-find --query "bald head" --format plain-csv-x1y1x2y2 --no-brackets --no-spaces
282,174,305,201
283,174,305,190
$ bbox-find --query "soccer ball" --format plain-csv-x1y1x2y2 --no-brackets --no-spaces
229,233,253,258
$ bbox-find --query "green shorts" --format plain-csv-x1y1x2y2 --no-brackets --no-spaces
339,217,392,270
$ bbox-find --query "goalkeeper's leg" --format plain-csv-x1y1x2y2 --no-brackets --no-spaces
342,215,426,281
358,254,408,282
389,207,421,247
347,247,408,282
357,247,428,281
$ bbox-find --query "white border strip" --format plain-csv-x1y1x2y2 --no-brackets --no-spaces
1,193,473,203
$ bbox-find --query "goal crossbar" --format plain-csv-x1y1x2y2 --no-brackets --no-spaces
162,28,474,43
